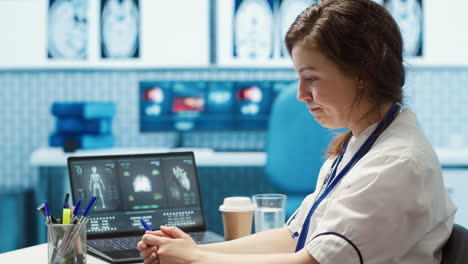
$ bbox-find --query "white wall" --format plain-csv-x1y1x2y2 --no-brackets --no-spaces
424,0,468,64
0,0,46,67
0,0,209,68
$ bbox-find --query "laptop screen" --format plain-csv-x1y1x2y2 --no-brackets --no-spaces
68,152,206,237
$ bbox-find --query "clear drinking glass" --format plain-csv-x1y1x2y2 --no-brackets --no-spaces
253,194,287,233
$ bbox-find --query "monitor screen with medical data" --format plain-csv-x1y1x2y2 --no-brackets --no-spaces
139,81,294,132
68,152,204,235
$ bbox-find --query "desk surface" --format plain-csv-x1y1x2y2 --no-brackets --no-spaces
0,243,138,264
434,148,468,166
30,147,267,167
30,147,468,167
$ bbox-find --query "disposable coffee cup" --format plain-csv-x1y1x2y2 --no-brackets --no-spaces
219,197,255,240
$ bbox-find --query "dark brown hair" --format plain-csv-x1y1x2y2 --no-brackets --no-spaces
285,0,405,157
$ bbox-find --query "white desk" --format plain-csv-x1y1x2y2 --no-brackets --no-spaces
30,147,266,167
433,148,468,167
0,243,136,264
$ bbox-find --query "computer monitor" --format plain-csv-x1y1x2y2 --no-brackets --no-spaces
139,80,294,132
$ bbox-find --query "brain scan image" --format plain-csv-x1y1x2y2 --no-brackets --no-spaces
133,175,152,192
48,0,88,59
101,0,139,58
234,0,274,59
279,0,315,57
385,0,423,56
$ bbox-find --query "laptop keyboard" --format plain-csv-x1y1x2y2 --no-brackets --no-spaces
89,236,141,252
89,231,224,252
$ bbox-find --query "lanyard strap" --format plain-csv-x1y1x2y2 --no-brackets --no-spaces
295,104,400,252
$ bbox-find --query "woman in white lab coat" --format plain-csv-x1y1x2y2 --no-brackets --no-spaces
137,0,456,263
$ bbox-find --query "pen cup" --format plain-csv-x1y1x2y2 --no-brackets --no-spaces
47,222,87,264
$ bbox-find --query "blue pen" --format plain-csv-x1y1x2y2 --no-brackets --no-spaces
78,196,97,224
140,218,152,231
44,201,52,224
71,199,82,224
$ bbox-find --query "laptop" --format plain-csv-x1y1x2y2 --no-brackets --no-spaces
68,151,225,263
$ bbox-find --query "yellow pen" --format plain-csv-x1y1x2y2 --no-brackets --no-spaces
62,193,71,224
62,208,71,224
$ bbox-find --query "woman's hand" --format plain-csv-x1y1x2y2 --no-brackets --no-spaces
138,226,200,264
137,242,159,264
137,229,173,264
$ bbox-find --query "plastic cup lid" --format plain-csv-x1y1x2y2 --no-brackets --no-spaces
219,196,255,212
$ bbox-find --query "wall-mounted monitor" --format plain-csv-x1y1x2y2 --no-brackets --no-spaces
139,81,293,132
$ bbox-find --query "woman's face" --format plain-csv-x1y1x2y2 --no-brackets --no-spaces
291,43,360,130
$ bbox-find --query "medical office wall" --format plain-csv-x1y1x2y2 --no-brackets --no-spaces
0,0,209,69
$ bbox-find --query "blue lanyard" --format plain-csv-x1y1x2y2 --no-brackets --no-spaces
294,104,401,252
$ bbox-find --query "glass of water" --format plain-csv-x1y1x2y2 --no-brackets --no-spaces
253,194,287,233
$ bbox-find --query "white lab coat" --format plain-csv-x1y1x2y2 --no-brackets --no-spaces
287,109,457,264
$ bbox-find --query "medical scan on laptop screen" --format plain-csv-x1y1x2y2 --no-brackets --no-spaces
68,153,204,235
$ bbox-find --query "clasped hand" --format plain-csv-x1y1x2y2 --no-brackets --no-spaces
137,225,200,264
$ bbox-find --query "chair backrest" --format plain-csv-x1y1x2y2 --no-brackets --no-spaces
265,85,333,193
442,223,468,264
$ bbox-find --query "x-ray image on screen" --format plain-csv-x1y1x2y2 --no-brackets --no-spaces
279,0,315,57
162,157,200,207
70,161,121,212
233,0,274,59
119,158,168,211
384,0,423,57
89,166,106,208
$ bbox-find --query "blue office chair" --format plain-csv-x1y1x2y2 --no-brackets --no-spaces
265,85,333,217
442,223,468,264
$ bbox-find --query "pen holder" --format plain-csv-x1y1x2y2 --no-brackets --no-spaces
47,223,87,264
